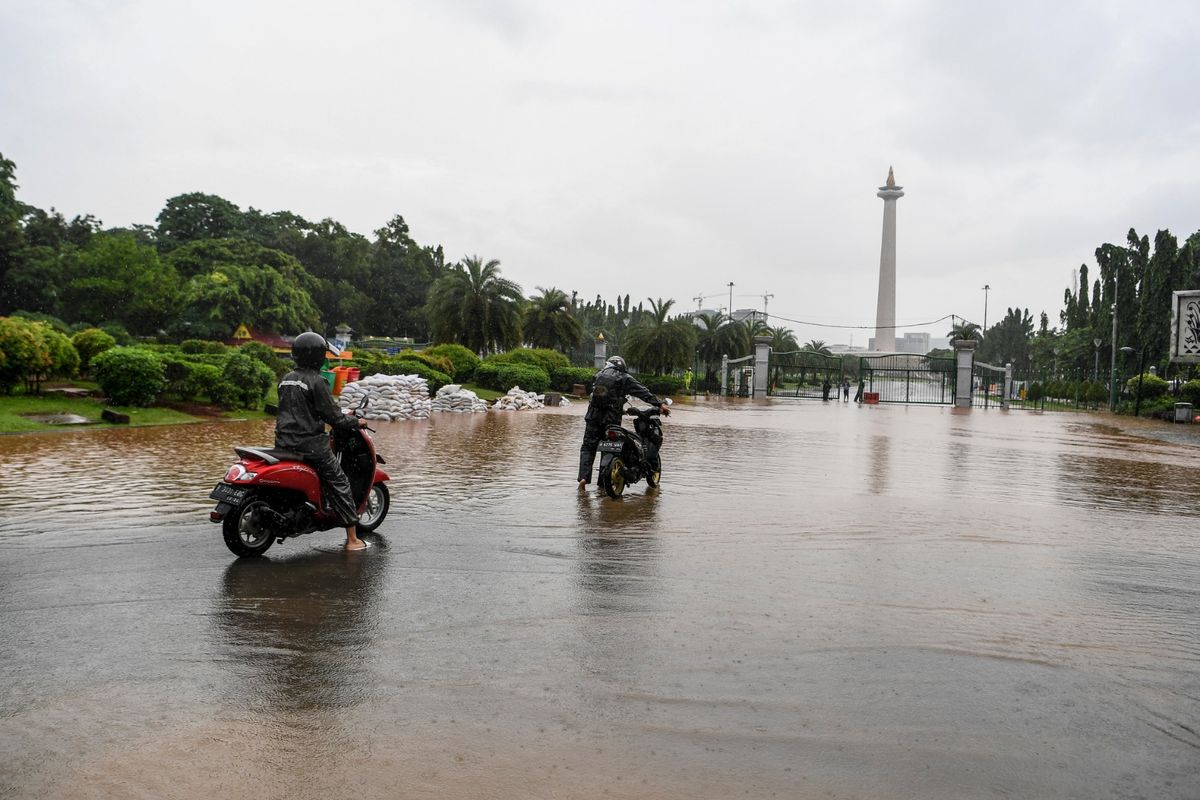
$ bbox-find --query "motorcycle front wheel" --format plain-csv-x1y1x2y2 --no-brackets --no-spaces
222,497,277,558
357,483,390,532
599,456,626,499
645,454,661,489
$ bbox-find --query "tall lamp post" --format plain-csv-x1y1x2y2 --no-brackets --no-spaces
982,284,991,333
727,282,735,320
1093,338,1102,381
1120,346,1147,417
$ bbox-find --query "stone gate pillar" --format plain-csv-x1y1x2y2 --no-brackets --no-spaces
594,334,607,371
753,335,772,398
953,339,977,408
720,354,729,396
1003,362,1012,409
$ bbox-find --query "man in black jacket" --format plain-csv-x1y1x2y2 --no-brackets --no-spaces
578,355,669,488
276,332,369,551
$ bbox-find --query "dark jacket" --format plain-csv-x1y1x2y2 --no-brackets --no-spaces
275,367,358,449
585,366,661,426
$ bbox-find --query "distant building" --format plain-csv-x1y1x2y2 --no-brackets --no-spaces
897,332,930,354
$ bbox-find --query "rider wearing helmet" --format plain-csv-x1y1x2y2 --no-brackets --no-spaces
275,331,369,550
578,355,669,488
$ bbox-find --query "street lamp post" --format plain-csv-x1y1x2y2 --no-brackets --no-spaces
1109,267,1120,411
1093,338,1101,381
982,284,990,333
1120,346,1147,417
727,282,734,320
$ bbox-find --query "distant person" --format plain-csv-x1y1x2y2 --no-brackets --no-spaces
854,379,865,403
578,356,669,489
276,332,369,551
822,377,832,401
841,378,850,402
683,368,693,391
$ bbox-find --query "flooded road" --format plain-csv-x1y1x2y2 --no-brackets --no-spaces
1,399,1197,799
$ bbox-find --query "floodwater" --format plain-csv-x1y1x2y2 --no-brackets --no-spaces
0,399,1197,800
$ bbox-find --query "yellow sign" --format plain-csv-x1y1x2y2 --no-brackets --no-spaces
231,324,251,340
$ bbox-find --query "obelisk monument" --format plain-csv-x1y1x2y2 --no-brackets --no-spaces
873,167,904,351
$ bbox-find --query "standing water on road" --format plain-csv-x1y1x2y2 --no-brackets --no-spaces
0,399,1197,799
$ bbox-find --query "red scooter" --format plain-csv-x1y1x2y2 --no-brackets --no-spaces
208,398,391,557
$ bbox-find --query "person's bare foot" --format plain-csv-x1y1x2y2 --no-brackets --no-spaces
577,479,586,490
345,539,367,551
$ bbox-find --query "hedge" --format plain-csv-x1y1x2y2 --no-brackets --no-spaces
71,328,116,373
474,361,550,394
93,347,166,406
486,348,570,374
424,343,480,381
551,365,595,393
635,373,685,396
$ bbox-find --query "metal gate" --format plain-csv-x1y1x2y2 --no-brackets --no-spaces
768,350,847,399
858,353,954,404
972,361,1008,409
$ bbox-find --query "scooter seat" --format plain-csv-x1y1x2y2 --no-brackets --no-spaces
233,446,306,465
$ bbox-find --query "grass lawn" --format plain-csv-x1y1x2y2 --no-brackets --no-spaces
0,393,204,433
461,383,504,401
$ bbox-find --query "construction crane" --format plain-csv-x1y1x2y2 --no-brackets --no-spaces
692,291,726,311
737,291,775,321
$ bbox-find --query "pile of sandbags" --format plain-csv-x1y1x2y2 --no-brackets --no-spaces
338,373,432,421
492,386,545,411
431,384,490,413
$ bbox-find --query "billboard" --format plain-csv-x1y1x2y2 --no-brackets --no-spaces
1169,290,1200,363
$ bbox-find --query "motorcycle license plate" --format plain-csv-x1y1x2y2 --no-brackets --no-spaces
209,482,248,505
597,441,623,453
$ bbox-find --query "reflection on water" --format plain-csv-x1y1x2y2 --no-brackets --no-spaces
214,541,390,715
1,402,1199,799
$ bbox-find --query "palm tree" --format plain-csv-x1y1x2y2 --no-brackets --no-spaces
769,326,799,352
425,255,523,354
623,298,698,375
947,321,981,343
523,286,581,352
802,339,831,355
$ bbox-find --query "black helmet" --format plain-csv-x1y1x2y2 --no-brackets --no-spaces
605,355,626,372
291,331,327,369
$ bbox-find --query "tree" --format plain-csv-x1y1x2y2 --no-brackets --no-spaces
946,321,981,342
364,215,436,338
60,233,182,334
155,192,245,250
0,153,25,304
524,287,581,352
425,256,523,354
978,308,1034,365
802,339,832,355
769,326,799,353
622,298,697,375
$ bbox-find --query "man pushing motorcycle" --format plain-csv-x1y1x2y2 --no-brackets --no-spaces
578,355,669,489
276,331,370,551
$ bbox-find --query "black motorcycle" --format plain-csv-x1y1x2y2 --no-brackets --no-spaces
596,402,669,498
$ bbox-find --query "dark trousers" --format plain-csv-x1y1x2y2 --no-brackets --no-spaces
286,437,359,526
577,419,607,483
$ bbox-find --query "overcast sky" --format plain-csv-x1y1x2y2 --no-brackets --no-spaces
3,0,1199,345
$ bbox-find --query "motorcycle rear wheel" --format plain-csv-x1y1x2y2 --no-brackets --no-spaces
357,483,390,532
222,497,277,558
600,456,626,498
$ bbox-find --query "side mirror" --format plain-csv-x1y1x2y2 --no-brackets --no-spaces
664,398,673,406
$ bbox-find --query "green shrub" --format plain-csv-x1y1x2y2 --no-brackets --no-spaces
488,347,571,375
209,351,275,409
1180,379,1200,406
237,341,287,377
1084,382,1107,404
474,361,550,393
1027,381,1043,402
100,323,135,346
184,363,222,401
636,373,685,396
551,365,595,393
396,350,454,377
180,339,229,355
71,328,117,373
424,343,480,381
93,347,166,406
1124,372,1168,401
